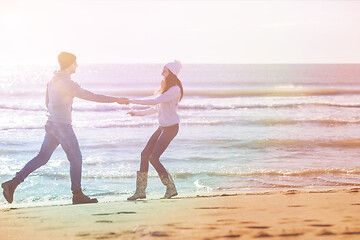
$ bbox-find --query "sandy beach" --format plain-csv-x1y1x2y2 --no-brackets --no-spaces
1,188,360,240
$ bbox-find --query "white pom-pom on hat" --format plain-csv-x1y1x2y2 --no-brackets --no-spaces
165,60,182,76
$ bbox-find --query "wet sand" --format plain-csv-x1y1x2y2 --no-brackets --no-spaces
1,188,360,239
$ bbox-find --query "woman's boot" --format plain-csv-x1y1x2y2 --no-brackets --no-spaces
127,171,148,201
159,171,178,199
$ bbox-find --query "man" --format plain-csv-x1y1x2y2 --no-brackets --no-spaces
2,52,129,204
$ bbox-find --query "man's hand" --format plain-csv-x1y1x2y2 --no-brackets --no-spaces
116,97,130,105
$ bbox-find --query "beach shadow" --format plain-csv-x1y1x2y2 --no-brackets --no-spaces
131,200,148,203
160,200,178,203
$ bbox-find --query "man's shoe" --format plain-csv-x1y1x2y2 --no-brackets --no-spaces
72,190,98,204
2,178,20,204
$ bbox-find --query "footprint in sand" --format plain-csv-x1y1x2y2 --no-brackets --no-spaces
254,232,273,238
318,230,336,236
222,234,241,238
151,231,170,237
303,219,320,222
220,193,238,197
97,232,121,238
284,190,299,195
217,219,235,222
348,188,360,193
76,233,90,237
92,211,136,216
165,222,181,226
278,233,303,237
309,224,333,227
309,190,336,193
343,231,360,235
247,226,270,229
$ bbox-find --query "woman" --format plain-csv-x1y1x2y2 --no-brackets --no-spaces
127,60,183,200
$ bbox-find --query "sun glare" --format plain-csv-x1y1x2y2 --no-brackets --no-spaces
0,1,59,65
0,1,360,64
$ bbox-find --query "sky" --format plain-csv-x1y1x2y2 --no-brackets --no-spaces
0,0,360,64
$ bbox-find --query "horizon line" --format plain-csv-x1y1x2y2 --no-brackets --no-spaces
1,62,360,66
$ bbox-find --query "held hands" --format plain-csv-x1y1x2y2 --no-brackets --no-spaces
114,97,135,116
115,97,131,105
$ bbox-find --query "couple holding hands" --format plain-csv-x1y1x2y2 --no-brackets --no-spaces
2,52,183,204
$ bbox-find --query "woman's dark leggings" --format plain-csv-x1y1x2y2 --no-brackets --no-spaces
140,124,179,175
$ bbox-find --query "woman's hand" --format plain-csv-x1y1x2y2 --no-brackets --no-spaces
127,110,136,116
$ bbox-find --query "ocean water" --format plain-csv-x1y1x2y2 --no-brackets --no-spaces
1,64,360,206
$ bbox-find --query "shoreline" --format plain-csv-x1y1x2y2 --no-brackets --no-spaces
0,185,356,209
1,187,360,239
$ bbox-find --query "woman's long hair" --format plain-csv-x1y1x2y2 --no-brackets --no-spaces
156,70,184,102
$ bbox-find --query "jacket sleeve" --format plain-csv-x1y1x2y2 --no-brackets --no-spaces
65,80,116,103
132,87,180,105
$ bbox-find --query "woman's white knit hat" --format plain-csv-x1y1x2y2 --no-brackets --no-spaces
165,60,182,76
